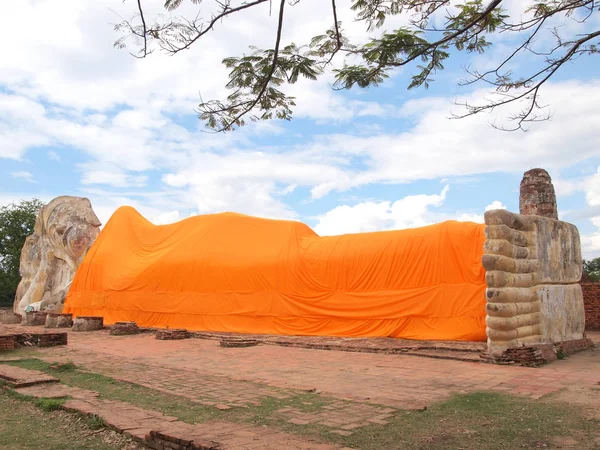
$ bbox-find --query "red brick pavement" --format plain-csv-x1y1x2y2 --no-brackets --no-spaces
3,327,594,409
14,381,342,450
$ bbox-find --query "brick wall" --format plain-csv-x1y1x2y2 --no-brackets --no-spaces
0,335,16,351
580,282,600,331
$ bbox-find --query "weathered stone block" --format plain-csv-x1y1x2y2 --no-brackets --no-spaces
0,310,21,324
156,329,190,340
22,311,48,326
109,321,140,336
44,313,73,328
72,316,103,332
536,284,584,342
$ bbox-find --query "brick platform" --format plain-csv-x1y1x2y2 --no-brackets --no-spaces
0,310,21,324
72,316,103,332
156,329,190,340
22,311,48,326
581,282,600,331
219,337,259,348
14,331,68,347
110,322,140,336
0,364,59,388
45,313,73,328
480,337,595,367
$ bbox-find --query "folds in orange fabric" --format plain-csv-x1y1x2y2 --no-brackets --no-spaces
64,206,487,341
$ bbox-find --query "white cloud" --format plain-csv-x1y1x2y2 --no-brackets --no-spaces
305,81,600,198
314,186,449,235
314,193,513,236
80,163,148,188
485,201,507,212
47,151,61,161
580,215,600,259
153,210,181,225
11,171,36,183
2,0,600,258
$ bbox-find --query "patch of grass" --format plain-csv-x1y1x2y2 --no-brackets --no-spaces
4,387,69,412
87,414,106,430
4,358,600,449
0,389,143,450
49,361,77,372
33,397,66,412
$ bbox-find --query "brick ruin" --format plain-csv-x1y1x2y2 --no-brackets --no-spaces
519,168,558,220
109,321,140,336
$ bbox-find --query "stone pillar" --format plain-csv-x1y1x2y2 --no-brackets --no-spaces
519,168,558,220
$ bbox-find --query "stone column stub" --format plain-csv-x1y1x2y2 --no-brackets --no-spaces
519,168,558,220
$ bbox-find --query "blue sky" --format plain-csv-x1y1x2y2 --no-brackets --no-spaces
2,0,600,258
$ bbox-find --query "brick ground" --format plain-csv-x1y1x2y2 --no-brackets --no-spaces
0,363,58,388
2,324,599,434
13,381,342,450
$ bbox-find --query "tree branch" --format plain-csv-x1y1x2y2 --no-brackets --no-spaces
213,0,287,131
134,0,148,58
331,0,342,50
166,0,271,54
453,28,600,130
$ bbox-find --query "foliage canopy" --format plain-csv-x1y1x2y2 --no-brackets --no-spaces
115,0,599,131
0,199,43,307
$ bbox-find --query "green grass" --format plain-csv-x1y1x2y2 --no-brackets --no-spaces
0,389,141,450
48,361,78,372
4,384,69,412
2,358,599,449
33,397,66,412
87,415,106,430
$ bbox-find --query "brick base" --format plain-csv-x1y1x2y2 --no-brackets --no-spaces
219,338,259,348
155,329,189,340
146,430,220,450
22,312,48,326
14,332,68,347
109,322,140,336
0,335,16,351
0,310,22,324
481,337,594,367
72,316,104,332
45,313,73,328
